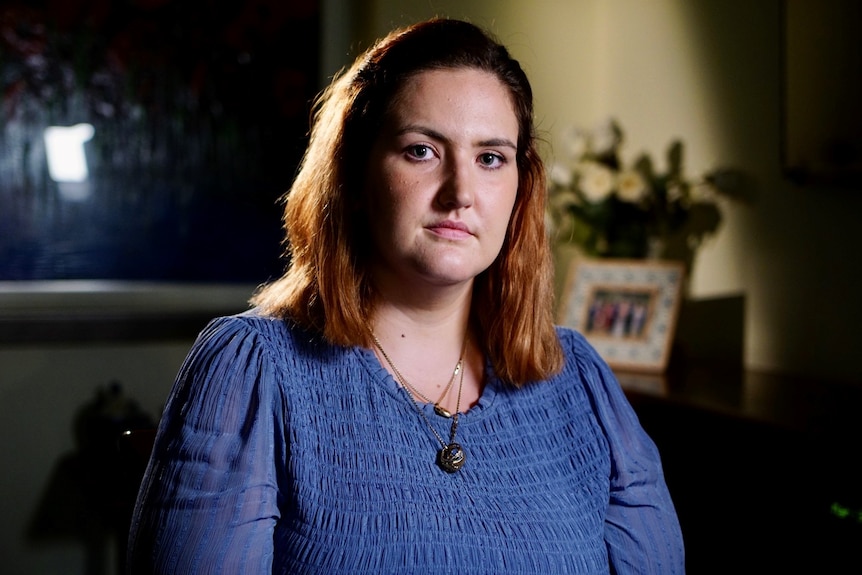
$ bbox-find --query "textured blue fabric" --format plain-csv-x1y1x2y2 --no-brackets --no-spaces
127,310,684,574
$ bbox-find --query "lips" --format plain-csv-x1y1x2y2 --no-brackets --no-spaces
427,220,472,238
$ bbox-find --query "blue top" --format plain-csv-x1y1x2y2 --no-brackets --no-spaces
127,310,684,574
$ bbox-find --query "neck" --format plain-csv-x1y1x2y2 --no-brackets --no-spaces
370,262,476,314
370,286,480,413
370,273,473,342
373,303,469,344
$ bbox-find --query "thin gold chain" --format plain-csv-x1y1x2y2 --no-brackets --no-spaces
371,333,466,412
370,331,467,448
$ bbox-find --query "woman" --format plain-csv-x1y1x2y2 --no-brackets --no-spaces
127,18,684,574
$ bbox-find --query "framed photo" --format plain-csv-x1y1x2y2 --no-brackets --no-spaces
558,258,686,373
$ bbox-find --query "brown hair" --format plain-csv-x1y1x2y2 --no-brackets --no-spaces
252,18,563,385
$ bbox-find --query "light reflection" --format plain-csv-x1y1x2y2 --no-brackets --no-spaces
44,123,95,182
43,123,95,200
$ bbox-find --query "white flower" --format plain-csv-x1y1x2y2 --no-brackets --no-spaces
616,170,647,203
592,118,622,156
563,126,590,159
578,161,614,202
549,162,573,187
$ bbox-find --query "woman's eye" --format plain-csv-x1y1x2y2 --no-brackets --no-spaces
478,152,505,168
406,145,433,160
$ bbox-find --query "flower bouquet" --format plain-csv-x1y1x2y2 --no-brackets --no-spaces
547,118,738,265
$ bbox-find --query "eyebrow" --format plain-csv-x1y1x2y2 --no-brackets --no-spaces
398,124,518,151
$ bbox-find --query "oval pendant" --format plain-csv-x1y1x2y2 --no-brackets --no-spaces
434,404,452,418
438,442,466,472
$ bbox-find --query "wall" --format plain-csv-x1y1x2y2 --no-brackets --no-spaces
357,0,862,383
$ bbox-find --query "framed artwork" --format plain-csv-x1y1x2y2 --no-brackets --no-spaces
0,0,320,284
0,1,320,343
558,258,685,373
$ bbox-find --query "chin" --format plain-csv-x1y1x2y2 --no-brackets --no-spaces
418,264,490,287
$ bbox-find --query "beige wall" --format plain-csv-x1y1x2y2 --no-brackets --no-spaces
353,0,862,383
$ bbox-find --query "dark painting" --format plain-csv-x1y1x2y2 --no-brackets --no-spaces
0,0,319,282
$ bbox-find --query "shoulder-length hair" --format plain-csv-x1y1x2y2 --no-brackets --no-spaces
252,18,563,385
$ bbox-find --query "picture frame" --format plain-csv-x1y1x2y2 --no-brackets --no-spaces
558,258,686,373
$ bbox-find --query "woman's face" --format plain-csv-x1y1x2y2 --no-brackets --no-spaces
363,67,519,294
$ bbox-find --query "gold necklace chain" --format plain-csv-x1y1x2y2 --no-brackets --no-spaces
370,331,468,473
375,335,466,418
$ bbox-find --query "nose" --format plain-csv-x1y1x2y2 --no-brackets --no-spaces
436,155,475,210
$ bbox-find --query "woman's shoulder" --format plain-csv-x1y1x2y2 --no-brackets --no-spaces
554,324,588,346
189,308,340,369
202,307,295,337
554,325,604,367
549,325,619,396
201,308,317,346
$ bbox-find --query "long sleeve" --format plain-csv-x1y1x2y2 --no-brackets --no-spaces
127,316,287,574
567,331,685,574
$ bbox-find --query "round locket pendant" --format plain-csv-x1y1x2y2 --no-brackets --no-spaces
438,442,466,472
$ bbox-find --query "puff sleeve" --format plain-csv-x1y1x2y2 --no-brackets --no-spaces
127,316,287,574
568,331,685,574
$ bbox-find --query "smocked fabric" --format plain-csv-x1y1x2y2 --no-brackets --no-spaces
127,310,684,574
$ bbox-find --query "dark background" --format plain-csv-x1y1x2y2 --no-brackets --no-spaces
0,0,320,283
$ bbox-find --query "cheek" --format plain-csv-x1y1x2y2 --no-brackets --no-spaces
363,169,394,219
373,173,421,224
365,157,405,203
363,176,412,247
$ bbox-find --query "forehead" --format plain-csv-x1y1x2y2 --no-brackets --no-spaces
386,67,519,133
